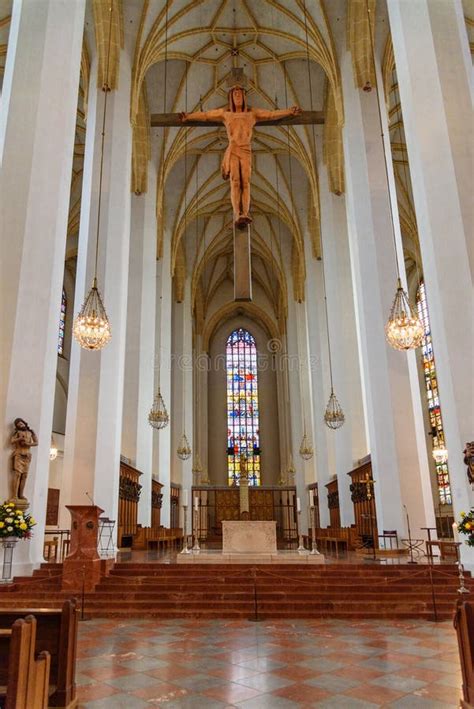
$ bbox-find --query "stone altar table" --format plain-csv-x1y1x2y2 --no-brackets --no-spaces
222,520,276,553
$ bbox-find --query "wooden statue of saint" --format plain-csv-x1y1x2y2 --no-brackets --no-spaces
181,82,301,229
10,417,38,501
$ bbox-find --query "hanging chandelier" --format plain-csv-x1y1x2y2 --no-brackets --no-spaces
73,6,113,351
177,432,192,461
299,432,314,461
432,441,448,465
324,389,345,430
49,436,58,461
148,389,169,430
286,456,296,485
385,279,424,350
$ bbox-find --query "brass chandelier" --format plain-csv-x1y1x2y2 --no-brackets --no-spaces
148,388,169,430
299,431,314,461
73,4,113,351
177,432,192,461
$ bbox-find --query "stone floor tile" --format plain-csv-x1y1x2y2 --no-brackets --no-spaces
385,696,451,708
344,682,406,704
272,682,331,703
235,693,300,709
104,672,163,691
202,680,264,703
236,670,295,692
313,697,380,709
370,673,428,692
305,672,362,692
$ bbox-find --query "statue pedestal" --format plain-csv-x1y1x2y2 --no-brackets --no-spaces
62,505,104,592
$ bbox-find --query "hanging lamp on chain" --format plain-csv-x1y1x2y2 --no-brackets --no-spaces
324,389,345,430
432,439,448,465
73,5,113,351
364,1,423,351
148,388,169,430
149,1,170,428
299,431,314,461
177,432,192,461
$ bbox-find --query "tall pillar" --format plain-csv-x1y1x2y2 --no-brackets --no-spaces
62,47,133,528
0,0,85,571
317,143,368,526
388,0,473,565
304,250,333,529
153,230,172,527
341,48,434,539
193,338,209,476
286,298,309,532
121,168,157,526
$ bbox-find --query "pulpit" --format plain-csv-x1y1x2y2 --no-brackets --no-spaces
62,505,104,592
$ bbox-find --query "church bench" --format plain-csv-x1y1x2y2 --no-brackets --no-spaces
426,539,461,561
316,536,348,558
0,615,50,709
454,599,474,708
0,599,78,709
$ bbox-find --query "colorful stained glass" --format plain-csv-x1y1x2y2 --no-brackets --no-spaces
416,281,451,505
226,328,261,486
58,288,66,356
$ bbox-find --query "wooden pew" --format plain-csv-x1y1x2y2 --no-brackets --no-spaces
0,599,78,709
454,599,474,708
132,525,184,551
0,615,50,709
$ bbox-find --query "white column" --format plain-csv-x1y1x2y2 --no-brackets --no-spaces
62,49,132,528
0,0,85,571
154,230,172,527
193,339,209,476
122,168,157,526
317,146,368,526
388,0,473,565
341,49,434,539
286,299,308,532
304,251,333,529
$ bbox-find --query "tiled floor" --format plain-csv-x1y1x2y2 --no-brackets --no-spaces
76,617,461,708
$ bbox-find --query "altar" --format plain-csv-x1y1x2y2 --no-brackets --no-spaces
222,520,277,553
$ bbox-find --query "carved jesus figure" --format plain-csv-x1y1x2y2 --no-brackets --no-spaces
181,85,301,228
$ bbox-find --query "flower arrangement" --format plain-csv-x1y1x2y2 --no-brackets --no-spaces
0,501,36,539
458,509,474,547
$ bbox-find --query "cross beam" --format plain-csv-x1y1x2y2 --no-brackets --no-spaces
150,110,324,128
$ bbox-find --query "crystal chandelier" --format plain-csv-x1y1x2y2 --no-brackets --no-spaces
299,432,314,461
73,279,111,350
148,389,169,430
49,436,58,461
73,6,114,351
286,456,296,485
432,441,448,465
324,389,345,430
385,278,424,351
177,432,191,461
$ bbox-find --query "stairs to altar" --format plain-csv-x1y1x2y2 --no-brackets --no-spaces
0,562,471,620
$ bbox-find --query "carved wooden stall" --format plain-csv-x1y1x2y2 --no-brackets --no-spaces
326,478,341,528
151,479,163,529
118,461,142,547
348,458,378,549
170,483,180,529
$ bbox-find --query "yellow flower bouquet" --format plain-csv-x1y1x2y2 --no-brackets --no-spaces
458,509,474,547
0,501,36,539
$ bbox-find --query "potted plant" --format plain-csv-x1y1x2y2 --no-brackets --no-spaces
0,501,36,583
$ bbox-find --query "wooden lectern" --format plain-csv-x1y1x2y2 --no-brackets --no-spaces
62,505,104,592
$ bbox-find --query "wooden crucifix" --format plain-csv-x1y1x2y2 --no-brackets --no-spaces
151,70,324,301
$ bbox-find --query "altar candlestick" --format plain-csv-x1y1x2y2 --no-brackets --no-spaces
183,489,188,508
296,497,301,513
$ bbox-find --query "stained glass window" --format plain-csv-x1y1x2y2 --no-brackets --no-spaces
416,281,451,505
58,288,66,356
226,328,261,486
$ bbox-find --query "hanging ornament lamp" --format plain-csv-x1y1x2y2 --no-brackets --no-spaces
324,389,345,430
299,432,314,461
286,456,296,485
148,389,169,430
73,5,114,351
177,432,192,461
73,279,111,350
49,436,58,461
385,278,424,350
432,441,448,465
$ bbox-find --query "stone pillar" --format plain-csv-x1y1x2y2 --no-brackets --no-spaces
0,0,85,571
341,48,434,539
388,0,473,565
153,231,172,527
193,338,209,478
317,142,368,526
62,48,133,530
121,168,157,527
285,298,309,533
304,245,332,529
